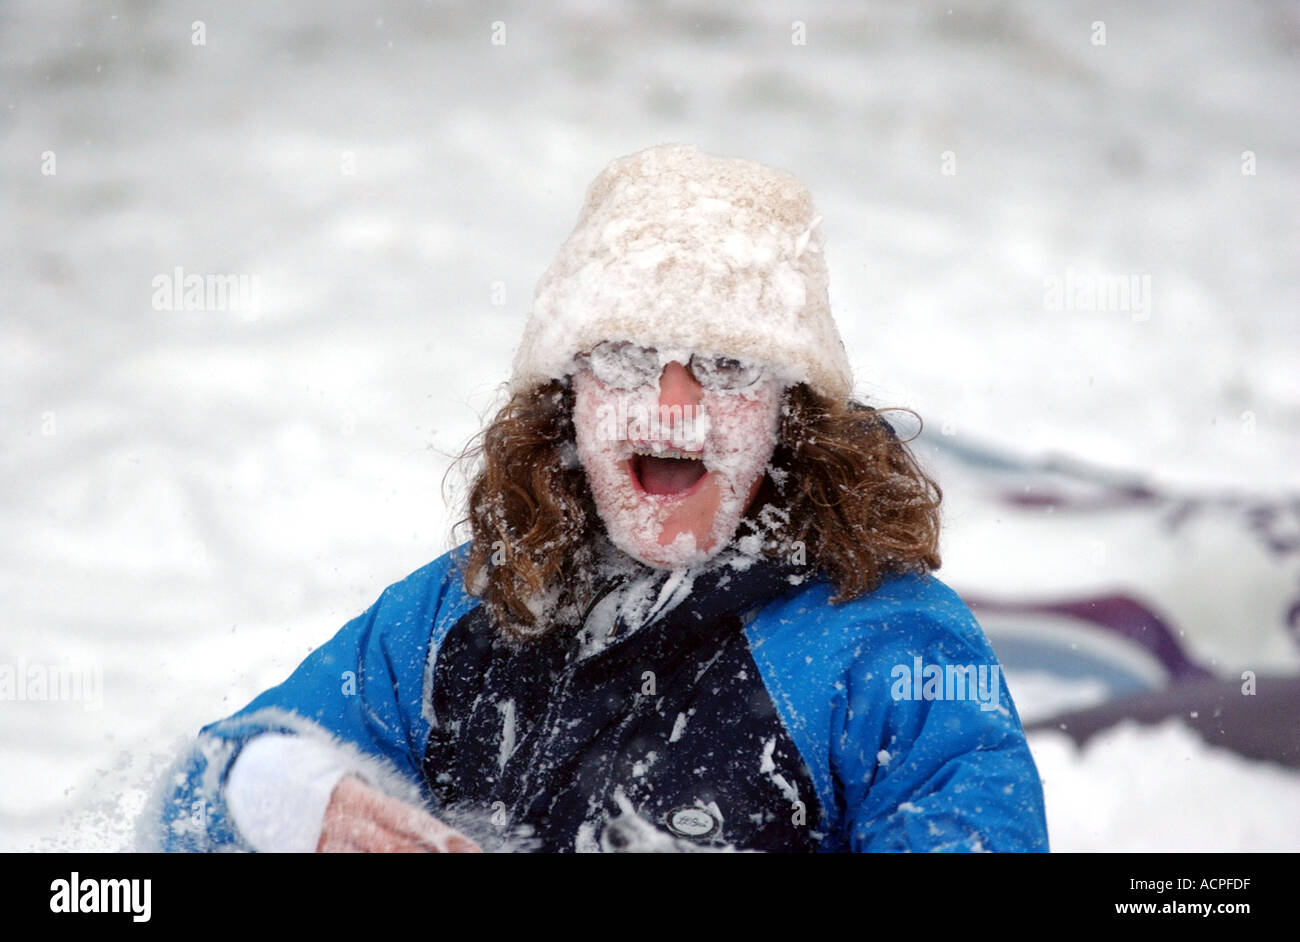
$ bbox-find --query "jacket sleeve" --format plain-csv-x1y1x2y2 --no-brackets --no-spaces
836,612,1050,852
149,545,478,852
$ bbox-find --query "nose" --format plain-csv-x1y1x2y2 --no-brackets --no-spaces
657,359,703,414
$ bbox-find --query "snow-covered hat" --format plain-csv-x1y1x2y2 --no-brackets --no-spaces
510,143,853,402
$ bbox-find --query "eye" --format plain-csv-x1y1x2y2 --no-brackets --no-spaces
586,341,659,389
688,354,764,391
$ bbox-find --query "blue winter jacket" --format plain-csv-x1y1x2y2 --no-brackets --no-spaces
155,542,1049,852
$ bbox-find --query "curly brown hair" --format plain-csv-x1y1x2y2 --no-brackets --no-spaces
450,381,942,640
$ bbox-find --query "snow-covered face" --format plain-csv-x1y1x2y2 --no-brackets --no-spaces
572,343,783,569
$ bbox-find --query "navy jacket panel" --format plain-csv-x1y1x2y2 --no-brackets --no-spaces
423,554,821,851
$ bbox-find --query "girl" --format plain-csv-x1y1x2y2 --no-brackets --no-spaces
155,144,1049,853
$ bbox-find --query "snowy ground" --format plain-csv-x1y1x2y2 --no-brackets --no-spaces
2,1,1297,851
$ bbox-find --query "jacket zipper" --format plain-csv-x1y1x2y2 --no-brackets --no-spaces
513,572,628,809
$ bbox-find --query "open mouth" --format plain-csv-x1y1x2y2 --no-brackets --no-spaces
628,445,709,497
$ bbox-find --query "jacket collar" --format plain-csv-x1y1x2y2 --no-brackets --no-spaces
568,540,812,664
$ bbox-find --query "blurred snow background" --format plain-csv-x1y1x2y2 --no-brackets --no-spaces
1,0,1297,851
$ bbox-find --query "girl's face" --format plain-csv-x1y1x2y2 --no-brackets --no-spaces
571,344,784,569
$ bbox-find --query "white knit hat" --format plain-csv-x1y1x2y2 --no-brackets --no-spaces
510,143,853,402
